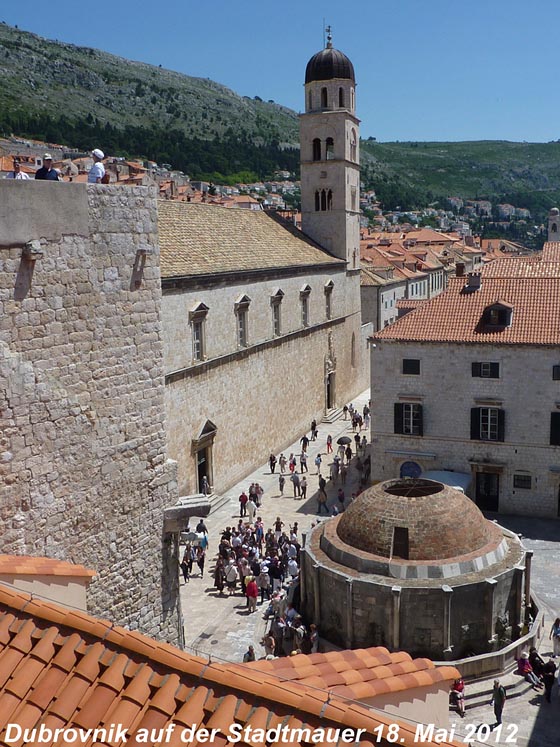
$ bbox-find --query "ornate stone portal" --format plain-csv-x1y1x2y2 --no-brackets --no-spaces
301,478,529,659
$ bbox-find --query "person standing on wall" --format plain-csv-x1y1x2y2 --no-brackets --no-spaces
88,149,106,183
35,154,60,181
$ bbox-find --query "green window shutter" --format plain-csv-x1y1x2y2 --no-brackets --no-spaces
394,403,404,434
472,362,481,377
550,413,560,445
490,363,500,378
471,408,480,440
417,405,424,436
497,409,505,442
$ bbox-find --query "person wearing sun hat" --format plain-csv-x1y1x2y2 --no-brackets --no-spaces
88,148,106,184
35,153,60,181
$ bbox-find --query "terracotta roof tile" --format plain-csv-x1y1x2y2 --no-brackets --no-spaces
158,201,343,279
374,253,560,345
0,554,96,578
0,585,464,747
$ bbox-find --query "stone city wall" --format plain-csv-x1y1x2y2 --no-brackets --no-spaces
370,340,560,516
0,181,181,643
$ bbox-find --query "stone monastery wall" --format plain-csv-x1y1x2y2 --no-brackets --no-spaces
0,181,181,644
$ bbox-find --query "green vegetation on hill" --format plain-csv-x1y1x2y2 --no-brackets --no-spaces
361,140,560,215
2,22,560,210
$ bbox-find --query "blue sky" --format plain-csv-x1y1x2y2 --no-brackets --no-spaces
1,0,557,142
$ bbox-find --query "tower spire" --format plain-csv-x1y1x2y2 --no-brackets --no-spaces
325,25,332,49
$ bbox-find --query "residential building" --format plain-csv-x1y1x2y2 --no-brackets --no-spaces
370,241,560,517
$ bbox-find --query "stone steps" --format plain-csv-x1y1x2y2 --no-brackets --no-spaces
462,672,538,711
207,492,231,515
322,408,344,423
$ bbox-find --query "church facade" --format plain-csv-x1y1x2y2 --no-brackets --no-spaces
160,35,364,496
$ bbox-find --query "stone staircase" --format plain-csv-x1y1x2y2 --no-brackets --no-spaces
322,407,344,424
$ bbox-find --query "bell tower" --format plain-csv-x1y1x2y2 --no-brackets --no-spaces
548,207,560,242
300,28,360,269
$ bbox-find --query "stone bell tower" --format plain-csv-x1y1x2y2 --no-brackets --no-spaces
300,28,360,269
548,207,560,242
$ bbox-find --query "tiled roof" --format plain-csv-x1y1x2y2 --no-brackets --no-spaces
395,299,426,310
0,555,96,578
248,648,459,702
158,202,343,279
0,585,464,747
374,257,560,345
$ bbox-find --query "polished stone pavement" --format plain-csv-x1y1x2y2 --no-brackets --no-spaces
179,390,560,746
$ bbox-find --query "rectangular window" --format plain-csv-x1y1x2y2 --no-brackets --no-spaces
272,302,281,336
553,365,560,381
471,407,505,441
513,474,532,489
192,320,204,361
480,407,498,440
394,402,423,436
237,308,248,347
472,362,500,378
550,412,560,446
301,296,309,327
325,292,332,320
402,358,420,375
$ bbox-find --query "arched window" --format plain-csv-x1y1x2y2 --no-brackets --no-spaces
315,191,320,212
321,87,328,108
553,223,558,233
312,138,321,161
321,190,327,211
326,137,334,160
308,90,312,110
351,88,355,110
350,129,357,161
339,87,344,107
327,189,333,211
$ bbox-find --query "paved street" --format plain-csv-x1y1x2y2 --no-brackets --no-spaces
179,389,560,746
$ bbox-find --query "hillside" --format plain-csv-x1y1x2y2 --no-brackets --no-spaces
0,23,300,180
1,21,560,209
361,140,560,212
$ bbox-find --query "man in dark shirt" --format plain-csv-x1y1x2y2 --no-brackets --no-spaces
35,154,60,181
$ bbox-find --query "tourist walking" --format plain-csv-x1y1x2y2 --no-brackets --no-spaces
196,547,206,578
310,419,317,440
279,453,287,473
300,452,308,473
214,558,225,594
291,472,301,498
246,577,258,613
542,659,556,703
490,680,506,726
314,453,322,474
550,617,560,656
300,476,308,500
337,488,345,511
278,474,285,495
326,434,333,453
269,453,277,473
239,490,248,517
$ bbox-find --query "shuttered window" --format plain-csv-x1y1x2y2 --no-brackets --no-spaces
394,403,423,436
472,362,500,378
550,413,560,446
471,407,505,441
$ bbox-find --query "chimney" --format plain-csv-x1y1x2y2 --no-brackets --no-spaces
455,262,465,277
466,272,481,290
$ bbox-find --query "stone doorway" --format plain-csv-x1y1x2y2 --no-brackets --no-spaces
326,371,336,410
475,472,499,511
191,419,217,494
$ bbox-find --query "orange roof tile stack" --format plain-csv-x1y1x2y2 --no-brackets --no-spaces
248,648,459,702
0,555,96,578
0,585,464,747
